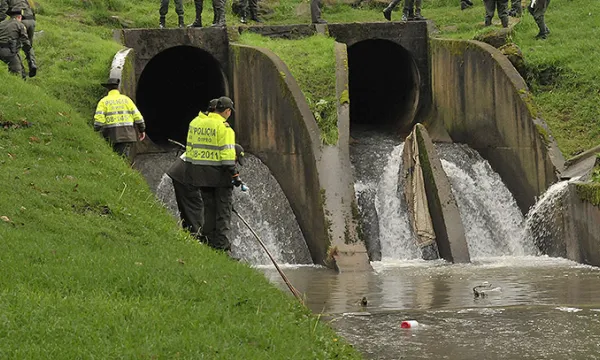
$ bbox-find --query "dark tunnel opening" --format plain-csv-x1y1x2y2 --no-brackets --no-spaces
136,46,227,145
348,39,420,135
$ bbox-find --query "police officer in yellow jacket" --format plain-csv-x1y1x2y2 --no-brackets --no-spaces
93,77,146,158
167,99,218,239
182,96,241,252
0,7,35,79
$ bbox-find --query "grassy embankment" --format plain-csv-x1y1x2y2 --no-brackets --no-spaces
0,0,361,358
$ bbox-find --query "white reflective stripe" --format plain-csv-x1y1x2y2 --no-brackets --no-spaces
221,160,236,165
134,118,144,123
95,111,104,115
93,121,105,126
189,144,222,150
221,144,235,150
101,122,135,129
104,110,136,116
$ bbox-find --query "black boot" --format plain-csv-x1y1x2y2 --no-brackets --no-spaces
383,6,392,21
187,18,202,27
413,8,424,20
401,9,409,21
501,16,508,28
211,12,226,27
240,11,247,24
178,15,185,28
159,16,166,29
484,17,492,26
249,10,262,22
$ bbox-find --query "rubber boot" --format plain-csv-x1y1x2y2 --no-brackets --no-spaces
211,11,226,27
500,16,508,28
250,10,262,22
159,16,166,29
383,6,392,21
414,8,424,20
401,9,409,22
188,17,202,27
484,17,492,26
178,15,185,28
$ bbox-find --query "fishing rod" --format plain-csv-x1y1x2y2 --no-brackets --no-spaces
232,208,304,305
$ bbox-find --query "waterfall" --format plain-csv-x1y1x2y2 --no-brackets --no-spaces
155,153,312,266
524,179,574,253
351,131,419,261
436,143,538,258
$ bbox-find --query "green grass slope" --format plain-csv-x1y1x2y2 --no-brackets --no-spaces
0,71,359,359
0,2,361,358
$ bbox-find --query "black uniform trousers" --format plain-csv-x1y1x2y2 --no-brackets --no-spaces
172,178,204,239
0,47,25,79
484,0,509,25
200,186,233,251
159,0,184,16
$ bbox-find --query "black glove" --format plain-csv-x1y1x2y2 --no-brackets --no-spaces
232,175,243,187
29,65,37,78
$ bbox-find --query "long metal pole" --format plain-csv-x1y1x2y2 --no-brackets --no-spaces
233,209,304,305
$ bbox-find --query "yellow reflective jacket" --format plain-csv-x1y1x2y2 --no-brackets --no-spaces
182,112,237,187
94,89,145,143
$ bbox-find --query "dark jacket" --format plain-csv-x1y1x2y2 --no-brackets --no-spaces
0,16,31,53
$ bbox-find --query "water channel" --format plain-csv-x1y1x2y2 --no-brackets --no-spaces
262,258,600,359
136,134,600,359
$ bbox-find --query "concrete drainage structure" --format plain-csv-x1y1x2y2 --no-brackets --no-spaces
108,22,599,270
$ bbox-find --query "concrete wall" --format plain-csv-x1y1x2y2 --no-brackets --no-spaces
556,184,600,266
118,28,229,83
414,124,470,263
317,42,370,271
430,39,564,214
230,44,328,265
328,21,431,125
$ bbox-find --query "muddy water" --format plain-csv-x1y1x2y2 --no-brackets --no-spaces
260,257,600,359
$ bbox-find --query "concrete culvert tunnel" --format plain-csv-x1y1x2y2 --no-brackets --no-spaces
348,39,420,133
136,46,228,145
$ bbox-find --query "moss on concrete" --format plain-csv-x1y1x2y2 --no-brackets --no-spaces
339,89,350,105
576,182,600,207
535,123,550,146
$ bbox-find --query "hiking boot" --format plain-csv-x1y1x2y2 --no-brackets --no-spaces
484,18,492,26
187,18,202,27
250,14,263,22
535,32,548,40
159,16,166,29
401,10,409,22
461,1,472,10
413,8,425,20
501,16,508,28
383,7,392,21
178,15,185,28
